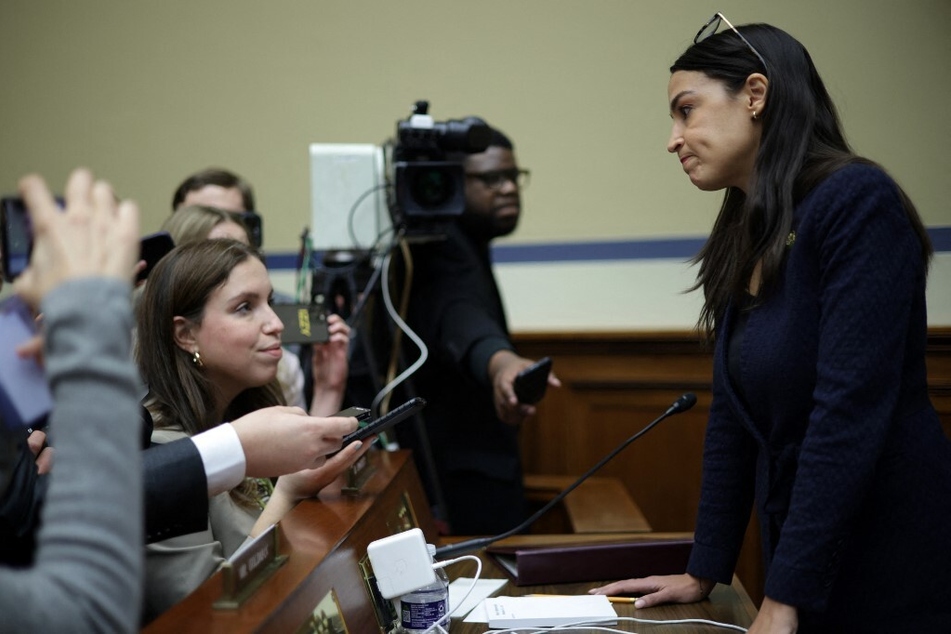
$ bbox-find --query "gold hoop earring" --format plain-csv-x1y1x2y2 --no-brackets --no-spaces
752,110,758,120
192,350,203,367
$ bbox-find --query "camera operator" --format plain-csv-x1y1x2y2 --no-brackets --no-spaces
396,122,559,535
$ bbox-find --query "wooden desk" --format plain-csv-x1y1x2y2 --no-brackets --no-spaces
145,451,755,633
523,474,652,533
145,450,439,633
447,538,757,633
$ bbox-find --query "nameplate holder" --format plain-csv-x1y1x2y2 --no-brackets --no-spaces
214,523,289,609
342,452,375,495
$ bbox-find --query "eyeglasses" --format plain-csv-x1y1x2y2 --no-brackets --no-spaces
465,168,530,190
694,12,768,75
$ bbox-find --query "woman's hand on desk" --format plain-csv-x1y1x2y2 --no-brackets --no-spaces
589,573,712,609
747,596,798,634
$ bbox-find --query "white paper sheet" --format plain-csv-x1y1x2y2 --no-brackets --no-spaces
448,577,506,620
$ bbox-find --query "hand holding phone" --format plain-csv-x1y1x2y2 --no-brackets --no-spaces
1,196,54,283
136,231,175,282
513,357,553,405
330,397,426,455
3,195,161,284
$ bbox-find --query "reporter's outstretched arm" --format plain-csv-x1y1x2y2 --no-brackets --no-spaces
142,440,209,543
230,406,358,476
144,405,368,544
0,169,143,632
487,351,560,425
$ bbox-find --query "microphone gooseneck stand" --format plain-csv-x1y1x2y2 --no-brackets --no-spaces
434,393,698,560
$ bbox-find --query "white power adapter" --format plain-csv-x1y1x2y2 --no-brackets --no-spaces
366,528,436,599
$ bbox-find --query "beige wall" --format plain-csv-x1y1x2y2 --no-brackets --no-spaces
2,1,949,324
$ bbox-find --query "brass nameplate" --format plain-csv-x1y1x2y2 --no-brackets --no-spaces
342,451,375,495
359,553,399,632
296,588,349,634
214,523,289,609
386,491,418,535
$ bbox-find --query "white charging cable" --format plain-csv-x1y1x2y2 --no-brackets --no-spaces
420,554,483,634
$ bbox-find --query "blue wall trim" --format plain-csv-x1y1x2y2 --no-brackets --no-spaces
266,226,951,270
928,226,951,251
490,237,708,264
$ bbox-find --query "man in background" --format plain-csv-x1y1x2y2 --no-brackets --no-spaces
171,168,262,248
171,167,255,214
397,123,557,535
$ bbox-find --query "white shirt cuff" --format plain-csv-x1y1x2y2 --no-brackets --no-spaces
191,423,246,497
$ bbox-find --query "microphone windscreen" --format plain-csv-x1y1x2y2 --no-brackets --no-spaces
674,393,697,412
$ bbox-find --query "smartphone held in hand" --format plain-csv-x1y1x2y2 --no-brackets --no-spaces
514,357,553,405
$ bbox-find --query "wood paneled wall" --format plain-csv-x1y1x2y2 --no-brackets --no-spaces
512,327,951,607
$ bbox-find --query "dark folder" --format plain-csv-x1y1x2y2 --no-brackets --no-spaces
486,538,694,586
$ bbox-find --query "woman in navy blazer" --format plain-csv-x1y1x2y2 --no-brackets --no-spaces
592,16,951,633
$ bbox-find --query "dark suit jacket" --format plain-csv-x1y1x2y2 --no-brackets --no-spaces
0,408,209,557
0,431,45,565
396,222,526,534
686,165,951,631
142,440,209,543
141,407,209,543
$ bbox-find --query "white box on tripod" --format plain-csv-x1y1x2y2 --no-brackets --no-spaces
309,143,389,251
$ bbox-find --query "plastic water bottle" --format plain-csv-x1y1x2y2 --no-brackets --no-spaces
399,544,450,633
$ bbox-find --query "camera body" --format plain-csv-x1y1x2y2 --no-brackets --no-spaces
389,101,490,234
233,210,263,249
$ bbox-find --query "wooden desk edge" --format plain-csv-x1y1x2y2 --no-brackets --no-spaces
444,537,758,633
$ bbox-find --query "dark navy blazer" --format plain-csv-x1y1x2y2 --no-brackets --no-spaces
686,164,951,631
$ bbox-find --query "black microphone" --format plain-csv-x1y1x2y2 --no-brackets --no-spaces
434,392,697,560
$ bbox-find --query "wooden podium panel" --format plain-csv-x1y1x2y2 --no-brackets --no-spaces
145,450,438,634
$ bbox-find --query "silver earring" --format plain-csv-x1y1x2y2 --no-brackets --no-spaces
192,350,203,367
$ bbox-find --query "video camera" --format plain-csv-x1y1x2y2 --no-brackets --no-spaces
389,101,491,234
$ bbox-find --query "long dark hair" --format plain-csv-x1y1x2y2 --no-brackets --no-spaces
136,239,282,506
672,23,932,337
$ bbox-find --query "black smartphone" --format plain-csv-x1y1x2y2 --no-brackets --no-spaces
513,356,553,405
0,197,171,284
136,231,175,282
333,406,372,421
0,196,64,283
272,303,330,344
334,397,426,453
229,210,262,249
